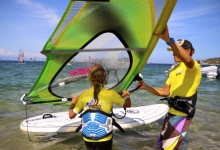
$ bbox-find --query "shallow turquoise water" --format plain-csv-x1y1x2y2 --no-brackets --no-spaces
0,61,220,150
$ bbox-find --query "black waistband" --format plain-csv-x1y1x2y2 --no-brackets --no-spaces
160,92,197,118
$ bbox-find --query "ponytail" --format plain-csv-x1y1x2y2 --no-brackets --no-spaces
88,64,106,105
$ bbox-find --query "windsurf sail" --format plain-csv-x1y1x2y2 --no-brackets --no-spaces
18,49,25,63
21,0,177,105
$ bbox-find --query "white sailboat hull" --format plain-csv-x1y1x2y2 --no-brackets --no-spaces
201,65,218,75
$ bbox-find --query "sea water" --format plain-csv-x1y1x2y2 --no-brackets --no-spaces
0,61,220,150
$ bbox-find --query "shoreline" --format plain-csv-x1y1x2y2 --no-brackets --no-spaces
1,60,220,65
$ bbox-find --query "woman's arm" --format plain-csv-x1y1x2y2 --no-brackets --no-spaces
137,80,170,97
153,26,195,68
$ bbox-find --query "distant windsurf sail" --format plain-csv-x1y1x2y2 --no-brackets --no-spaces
18,49,25,63
21,0,177,105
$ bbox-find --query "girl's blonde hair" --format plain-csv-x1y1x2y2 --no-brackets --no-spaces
88,64,106,105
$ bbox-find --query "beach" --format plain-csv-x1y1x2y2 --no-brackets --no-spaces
0,61,220,150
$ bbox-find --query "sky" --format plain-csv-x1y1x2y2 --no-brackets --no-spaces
0,0,220,63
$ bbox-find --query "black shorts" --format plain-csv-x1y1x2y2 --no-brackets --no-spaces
84,138,112,150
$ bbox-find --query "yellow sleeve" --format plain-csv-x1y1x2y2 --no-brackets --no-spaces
73,96,84,113
110,90,125,106
165,76,170,85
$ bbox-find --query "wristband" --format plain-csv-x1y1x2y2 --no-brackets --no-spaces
166,38,175,46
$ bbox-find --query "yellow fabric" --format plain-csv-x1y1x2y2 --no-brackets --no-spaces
73,86,125,142
165,60,201,116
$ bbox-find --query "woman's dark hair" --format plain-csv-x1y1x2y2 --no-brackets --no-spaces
88,64,106,105
181,39,195,56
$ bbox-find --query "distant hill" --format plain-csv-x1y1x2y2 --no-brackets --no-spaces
198,57,220,65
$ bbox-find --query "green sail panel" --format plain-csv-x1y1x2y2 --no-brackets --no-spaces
22,0,177,105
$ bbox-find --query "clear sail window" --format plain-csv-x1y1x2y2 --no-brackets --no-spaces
51,33,130,98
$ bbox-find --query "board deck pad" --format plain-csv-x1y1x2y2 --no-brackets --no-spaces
20,104,168,132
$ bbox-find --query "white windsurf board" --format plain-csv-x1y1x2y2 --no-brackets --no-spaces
20,104,168,133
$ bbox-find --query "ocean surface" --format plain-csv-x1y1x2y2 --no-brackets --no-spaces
0,61,220,150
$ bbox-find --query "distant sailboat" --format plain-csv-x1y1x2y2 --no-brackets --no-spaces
18,49,25,64
67,59,73,65
34,56,36,62
30,56,36,62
